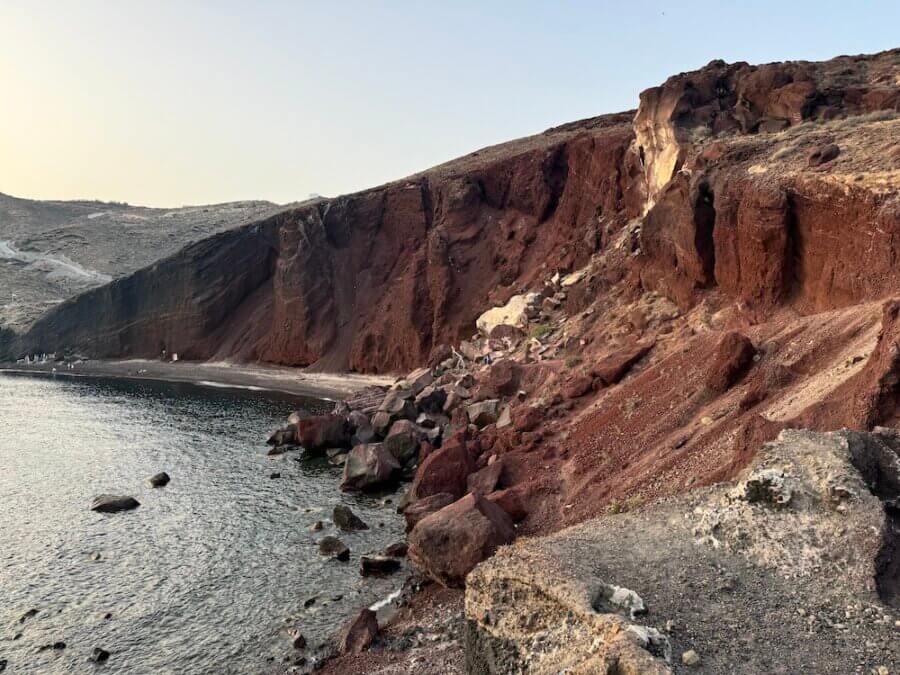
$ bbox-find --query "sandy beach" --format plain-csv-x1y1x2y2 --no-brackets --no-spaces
0,359,394,400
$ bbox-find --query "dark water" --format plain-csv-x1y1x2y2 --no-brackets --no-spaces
0,373,405,674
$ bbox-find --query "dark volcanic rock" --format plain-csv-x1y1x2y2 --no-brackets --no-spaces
360,555,401,576
318,536,350,561
90,495,140,513
90,648,110,663
332,504,369,531
146,472,170,488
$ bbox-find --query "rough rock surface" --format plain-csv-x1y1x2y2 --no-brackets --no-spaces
409,492,515,588
465,430,900,674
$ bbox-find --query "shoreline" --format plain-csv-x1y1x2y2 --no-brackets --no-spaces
0,359,394,400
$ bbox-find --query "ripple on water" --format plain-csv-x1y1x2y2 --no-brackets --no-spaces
0,373,406,674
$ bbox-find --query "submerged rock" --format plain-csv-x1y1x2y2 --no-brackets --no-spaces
90,495,140,513
318,536,350,562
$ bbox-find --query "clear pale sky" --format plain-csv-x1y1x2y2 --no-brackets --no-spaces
1,1,898,207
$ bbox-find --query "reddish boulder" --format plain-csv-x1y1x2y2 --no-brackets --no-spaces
705,332,756,393
467,460,504,495
474,360,521,400
408,492,515,587
511,405,542,432
339,608,379,654
487,488,527,522
383,420,422,464
340,443,401,492
295,414,351,452
403,492,457,531
592,341,654,385
409,436,473,500
808,143,840,167
563,375,594,399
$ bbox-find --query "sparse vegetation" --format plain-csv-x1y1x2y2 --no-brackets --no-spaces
529,323,551,340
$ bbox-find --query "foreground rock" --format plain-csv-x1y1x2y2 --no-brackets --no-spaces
465,429,900,673
409,492,515,588
90,495,140,513
339,608,379,654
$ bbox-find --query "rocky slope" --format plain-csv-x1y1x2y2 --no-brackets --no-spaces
0,192,286,331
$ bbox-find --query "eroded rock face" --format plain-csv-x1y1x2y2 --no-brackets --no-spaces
409,492,515,588
634,51,900,206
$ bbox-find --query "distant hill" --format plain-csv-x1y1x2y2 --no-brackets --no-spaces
0,193,288,330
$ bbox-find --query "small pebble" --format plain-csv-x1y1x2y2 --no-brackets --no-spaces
682,649,701,667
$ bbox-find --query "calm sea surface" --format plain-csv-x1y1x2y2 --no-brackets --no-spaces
0,372,405,674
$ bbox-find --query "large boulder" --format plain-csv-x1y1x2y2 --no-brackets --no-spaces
383,420,423,465
340,443,401,492
466,399,501,428
415,385,448,413
591,341,654,386
410,436,473,500
473,360,521,400
408,492,515,587
403,492,457,531
348,410,375,445
511,405,542,432
295,414,351,453
476,294,541,335
705,331,756,393
90,495,140,513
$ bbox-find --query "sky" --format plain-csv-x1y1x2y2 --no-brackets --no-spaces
1,1,898,208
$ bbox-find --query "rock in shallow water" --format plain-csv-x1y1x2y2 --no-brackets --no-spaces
332,504,369,531
90,495,140,513
90,647,110,663
318,536,350,561
146,471,170,488
359,555,401,576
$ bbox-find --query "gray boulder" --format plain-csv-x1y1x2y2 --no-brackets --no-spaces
340,443,401,492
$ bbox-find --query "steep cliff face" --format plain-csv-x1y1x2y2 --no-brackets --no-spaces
6,113,641,372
